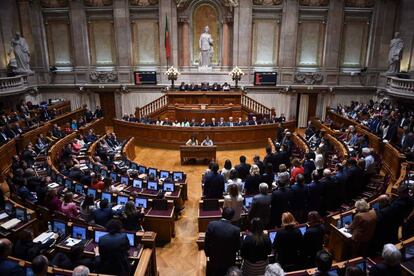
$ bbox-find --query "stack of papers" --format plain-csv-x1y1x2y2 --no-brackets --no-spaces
1,218,21,230
65,238,81,247
48,182,60,189
33,232,54,244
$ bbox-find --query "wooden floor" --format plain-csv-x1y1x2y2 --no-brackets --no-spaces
133,144,265,276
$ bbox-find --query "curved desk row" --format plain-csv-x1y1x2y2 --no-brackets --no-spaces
113,119,296,149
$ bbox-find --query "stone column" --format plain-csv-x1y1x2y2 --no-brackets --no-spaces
179,17,190,68
159,0,178,83
298,94,309,128
69,0,90,83
222,18,232,68
279,0,298,70
113,0,132,83
324,0,344,84
397,0,414,72
232,0,252,68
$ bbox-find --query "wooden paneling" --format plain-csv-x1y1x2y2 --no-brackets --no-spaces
0,140,16,175
166,91,243,105
98,92,116,126
113,119,296,149
307,94,318,119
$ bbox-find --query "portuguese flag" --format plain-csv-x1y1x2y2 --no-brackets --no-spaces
165,14,171,62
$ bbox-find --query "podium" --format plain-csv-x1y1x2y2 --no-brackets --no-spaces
180,145,217,165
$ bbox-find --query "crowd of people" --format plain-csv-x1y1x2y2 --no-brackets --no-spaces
121,113,287,127
177,82,231,91
201,128,414,275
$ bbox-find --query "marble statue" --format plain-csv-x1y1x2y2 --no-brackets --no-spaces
199,26,213,69
9,32,32,75
387,32,404,75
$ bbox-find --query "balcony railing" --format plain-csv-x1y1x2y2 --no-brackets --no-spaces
0,75,30,95
386,76,414,96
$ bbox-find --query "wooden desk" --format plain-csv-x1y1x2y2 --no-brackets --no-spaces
198,209,222,232
144,207,175,243
180,145,217,165
166,91,244,105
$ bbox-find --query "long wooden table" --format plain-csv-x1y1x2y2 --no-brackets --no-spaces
180,145,217,165
114,119,296,149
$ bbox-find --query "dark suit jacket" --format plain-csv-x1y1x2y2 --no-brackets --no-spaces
203,172,225,199
93,207,114,226
235,163,251,180
303,160,316,183
98,232,131,275
303,224,325,264
248,193,271,226
0,258,26,276
270,187,292,227
273,227,303,268
369,263,401,276
244,174,261,195
204,219,240,272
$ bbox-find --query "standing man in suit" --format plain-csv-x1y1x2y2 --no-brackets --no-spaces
98,219,131,275
235,155,251,181
0,238,26,275
248,183,271,227
205,208,241,276
203,163,225,199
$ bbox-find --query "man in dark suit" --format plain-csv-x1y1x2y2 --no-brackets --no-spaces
320,169,340,213
290,174,307,222
235,155,251,180
98,219,131,275
203,163,225,199
303,152,316,183
0,238,26,276
204,208,240,276
93,199,114,226
94,106,104,118
270,180,292,228
248,183,271,227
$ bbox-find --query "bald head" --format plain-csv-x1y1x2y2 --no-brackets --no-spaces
0,238,12,258
72,265,90,276
378,194,391,208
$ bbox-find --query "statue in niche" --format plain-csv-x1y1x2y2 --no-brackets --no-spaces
129,0,158,6
253,0,283,5
9,32,32,75
199,26,213,69
387,32,404,75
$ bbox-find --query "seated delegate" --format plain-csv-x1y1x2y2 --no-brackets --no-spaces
201,136,213,146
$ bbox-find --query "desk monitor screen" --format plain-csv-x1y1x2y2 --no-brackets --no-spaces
355,260,366,272
117,195,129,206
101,169,108,178
120,176,129,185
135,198,148,209
72,225,87,240
94,230,108,243
87,188,97,199
148,168,157,177
130,163,138,170
56,175,63,184
5,202,13,215
15,207,26,221
328,268,339,276
138,166,146,174
126,233,135,247
65,179,73,190
101,192,112,203
299,226,307,236
75,184,84,195
372,202,380,212
93,164,101,172
341,213,353,228
160,170,170,179
404,245,414,260
269,231,277,244
163,182,174,192
124,160,131,168
173,171,184,181
53,220,66,236
133,179,143,189
244,197,253,208
147,181,158,191
110,172,118,182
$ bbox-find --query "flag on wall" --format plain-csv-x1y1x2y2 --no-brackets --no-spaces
165,14,171,62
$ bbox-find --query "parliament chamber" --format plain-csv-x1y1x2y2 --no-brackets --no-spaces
1,0,414,276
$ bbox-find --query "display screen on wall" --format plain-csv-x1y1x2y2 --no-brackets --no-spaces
254,72,277,86
134,71,157,85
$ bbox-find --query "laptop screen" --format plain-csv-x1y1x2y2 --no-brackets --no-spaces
75,184,84,194
299,226,307,236
101,192,112,202
148,168,157,177
56,175,63,184
130,163,138,170
53,220,66,236
404,245,414,260
173,172,183,181
15,208,26,221
126,233,135,247
138,166,146,174
269,231,277,244
117,195,129,206
72,226,87,240
355,260,366,272
65,179,73,189
163,182,174,192
133,179,143,188
93,164,101,172
244,197,253,208
110,172,118,182
5,202,13,215
120,176,129,185
328,268,339,276
160,170,170,179
147,181,158,191
372,202,380,212
87,188,97,199
94,230,108,243
101,169,108,178
135,198,148,209
341,214,353,228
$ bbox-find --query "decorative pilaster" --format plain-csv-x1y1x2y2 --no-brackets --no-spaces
232,0,252,68
178,17,190,67
113,0,132,83
222,17,233,67
324,0,344,72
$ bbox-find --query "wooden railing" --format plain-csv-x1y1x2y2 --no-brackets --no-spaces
241,94,275,116
387,76,414,94
136,94,168,119
0,75,30,95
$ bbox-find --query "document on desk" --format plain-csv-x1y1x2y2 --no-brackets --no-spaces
338,227,352,238
33,232,54,244
0,212,9,220
65,238,82,247
1,218,21,230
